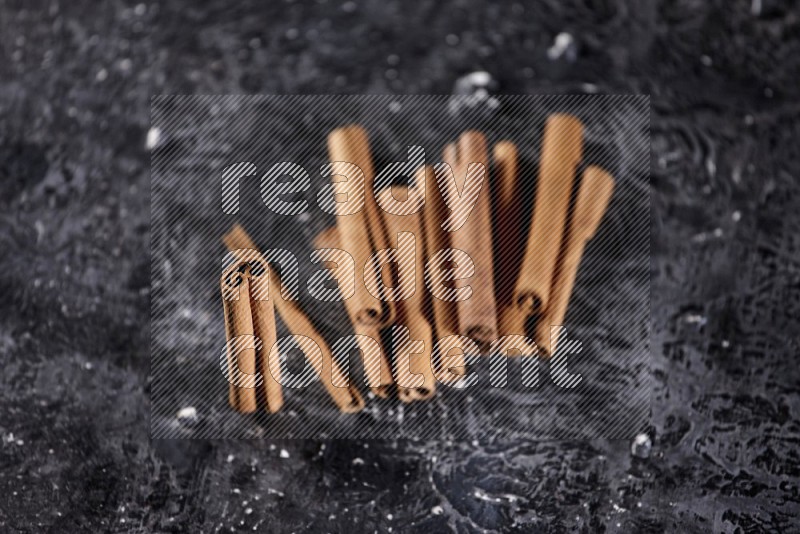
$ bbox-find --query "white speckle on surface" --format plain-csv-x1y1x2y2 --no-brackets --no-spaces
352,458,365,465
96,68,108,82
450,71,497,113
463,71,491,86
706,158,717,176
245,508,253,515
176,406,198,425
431,505,443,515
146,127,161,150
226,454,235,463
279,449,290,458
34,220,45,243
631,433,652,459
472,488,498,502
547,32,576,61
732,211,741,222
683,314,707,326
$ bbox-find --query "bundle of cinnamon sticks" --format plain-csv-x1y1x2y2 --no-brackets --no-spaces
220,114,614,414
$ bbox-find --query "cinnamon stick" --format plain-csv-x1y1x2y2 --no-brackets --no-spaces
249,258,284,413
514,114,584,318
328,125,395,326
443,132,498,348
422,165,466,377
376,185,436,401
223,224,364,413
221,263,259,413
313,226,394,397
534,166,615,356
269,279,366,413
492,141,527,338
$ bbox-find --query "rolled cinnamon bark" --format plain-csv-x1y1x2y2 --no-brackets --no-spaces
269,278,366,413
376,185,436,401
221,263,259,413
514,114,584,318
328,126,395,325
313,226,394,397
223,225,285,411
422,165,466,377
534,166,615,356
492,141,527,339
223,224,364,413
443,132,498,348
249,259,284,413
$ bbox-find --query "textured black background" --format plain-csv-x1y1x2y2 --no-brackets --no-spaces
1,0,799,532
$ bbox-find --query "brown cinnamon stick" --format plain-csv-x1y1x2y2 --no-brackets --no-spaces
534,166,615,356
313,226,394,397
376,185,436,401
328,126,395,326
221,263,259,413
249,258,284,413
492,141,527,338
443,132,498,348
422,165,467,377
514,114,584,318
223,224,364,413
268,279,366,413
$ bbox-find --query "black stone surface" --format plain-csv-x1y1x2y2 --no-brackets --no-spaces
1,0,799,531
